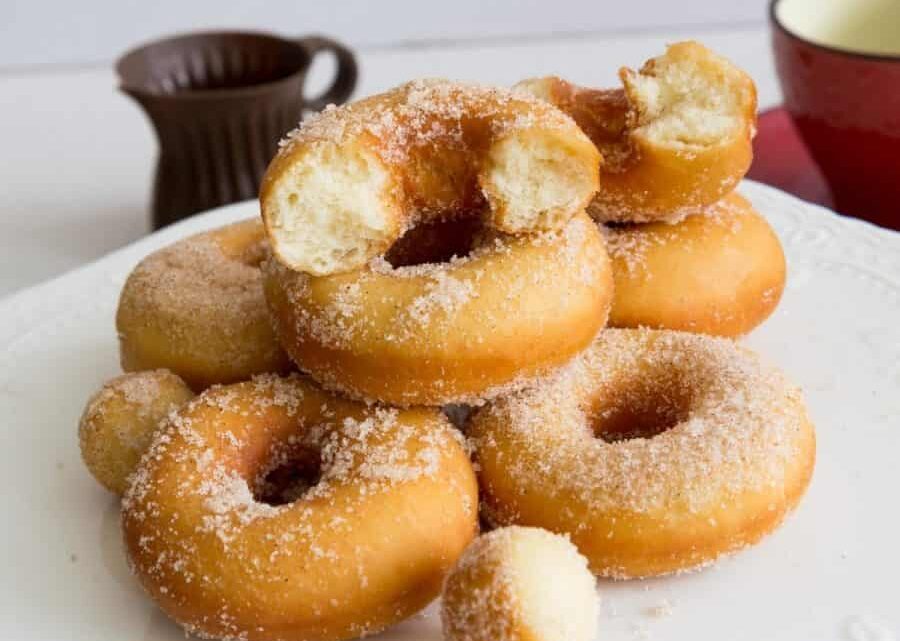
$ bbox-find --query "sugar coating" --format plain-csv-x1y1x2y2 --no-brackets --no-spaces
600,191,786,338
263,78,600,276
471,328,813,577
515,41,757,222
279,78,577,167
603,194,748,277
475,329,807,513
116,219,288,387
78,369,194,495
122,373,476,640
262,212,612,407
268,216,599,347
84,370,164,425
121,221,267,340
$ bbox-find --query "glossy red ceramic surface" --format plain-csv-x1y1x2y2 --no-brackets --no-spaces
771,0,900,230
749,107,833,209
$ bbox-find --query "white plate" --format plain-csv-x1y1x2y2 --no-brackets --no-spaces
1,181,898,641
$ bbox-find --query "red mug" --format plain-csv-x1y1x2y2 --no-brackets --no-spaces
771,0,900,230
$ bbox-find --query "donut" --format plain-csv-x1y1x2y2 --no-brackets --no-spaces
260,79,601,276
515,41,757,222
604,192,786,336
263,212,614,406
469,329,816,579
78,369,193,495
123,373,478,641
117,220,292,390
442,526,597,641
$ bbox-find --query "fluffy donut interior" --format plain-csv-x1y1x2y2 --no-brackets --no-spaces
623,42,754,151
484,130,598,232
507,529,597,641
264,144,398,276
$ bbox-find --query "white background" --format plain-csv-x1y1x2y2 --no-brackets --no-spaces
5,0,771,68
1,0,780,297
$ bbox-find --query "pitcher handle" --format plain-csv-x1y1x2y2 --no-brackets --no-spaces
296,35,358,112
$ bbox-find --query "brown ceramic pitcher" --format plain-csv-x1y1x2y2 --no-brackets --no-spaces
117,31,358,229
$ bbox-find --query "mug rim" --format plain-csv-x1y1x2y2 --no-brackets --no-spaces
770,0,900,62
116,29,312,101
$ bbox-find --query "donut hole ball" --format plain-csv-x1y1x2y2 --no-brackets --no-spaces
78,370,194,495
442,526,598,641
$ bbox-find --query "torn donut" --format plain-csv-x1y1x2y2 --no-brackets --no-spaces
260,79,601,276
516,41,757,223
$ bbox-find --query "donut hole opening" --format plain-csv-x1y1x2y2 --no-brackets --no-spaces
236,238,269,268
213,222,270,268
265,145,397,275
385,216,483,268
589,380,693,442
625,42,752,151
484,131,596,232
254,447,322,506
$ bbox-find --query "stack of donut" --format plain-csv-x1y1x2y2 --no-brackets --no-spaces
516,41,786,337
77,41,815,641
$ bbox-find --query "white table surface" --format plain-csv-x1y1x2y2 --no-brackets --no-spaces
2,182,898,641
0,25,781,299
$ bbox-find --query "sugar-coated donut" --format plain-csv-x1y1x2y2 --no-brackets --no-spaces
263,212,614,406
123,373,478,641
260,79,601,276
516,41,757,222
442,526,598,641
79,370,194,495
469,329,816,579
117,220,292,390
605,192,786,336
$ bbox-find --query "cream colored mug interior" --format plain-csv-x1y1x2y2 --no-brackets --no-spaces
775,0,900,56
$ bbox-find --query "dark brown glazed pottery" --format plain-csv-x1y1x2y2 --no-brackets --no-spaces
117,31,358,229
771,0,900,229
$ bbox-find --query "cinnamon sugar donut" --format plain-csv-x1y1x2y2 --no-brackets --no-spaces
116,220,292,390
516,41,757,222
260,79,600,275
469,329,816,579
123,374,478,641
605,192,786,336
263,212,613,406
78,369,193,495
442,527,598,641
